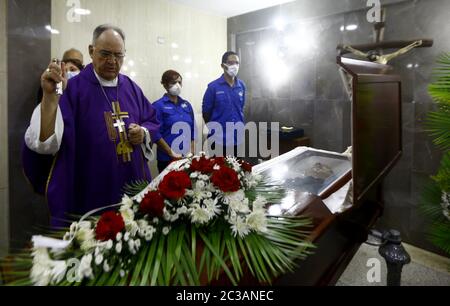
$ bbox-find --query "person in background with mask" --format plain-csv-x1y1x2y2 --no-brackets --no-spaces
153,70,196,173
202,51,246,157
62,48,85,79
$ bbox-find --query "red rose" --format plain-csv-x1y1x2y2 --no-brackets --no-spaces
140,191,165,217
211,166,241,192
159,170,192,200
239,160,253,172
190,156,215,173
212,157,226,166
95,211,125,241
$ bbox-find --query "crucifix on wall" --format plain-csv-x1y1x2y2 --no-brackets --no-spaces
336,7,433,99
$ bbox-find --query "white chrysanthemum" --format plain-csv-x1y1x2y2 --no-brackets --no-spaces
199,174,210,181
163,209,172,221
162,227,171,235
95,254,104,266
138,219,149,228
116,232,123,241
196,180,206,189
124,232,130,242
224,190,245,204
121,194,134,207
78,221,91,230
80,237,96,252
139,224,156,241
229,216,250,238
204,198,221,218
31,248,53,286
205,183,216,192
120,205,135,226
191,189,206,202
134,239,141,249
69,222,77,237
228,158,241,172
103,260,111,273
128,239,136,254
226,190,250,213
244,173,260,188
126,221,139,237
78,254,93,279
105,239,113,250
50,260,68,284
190,172,199,178
252,196,268,211
115,242,122,254
76,226,94,244
177,206,188,215
190,204,211,224
246,210,267,233
254,174,262,182
144,231,154,241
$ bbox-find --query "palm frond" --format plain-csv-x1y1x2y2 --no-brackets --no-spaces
426,109,450,150
122,180,150,197
429,53,450,104
423,52,450,260
428,222,450,254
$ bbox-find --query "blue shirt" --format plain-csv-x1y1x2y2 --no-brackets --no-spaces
202,75,246,146
153,94,196,161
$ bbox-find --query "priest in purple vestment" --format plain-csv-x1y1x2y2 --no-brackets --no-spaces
23,24,161,227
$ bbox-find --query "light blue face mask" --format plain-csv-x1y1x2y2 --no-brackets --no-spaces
66,70,80,80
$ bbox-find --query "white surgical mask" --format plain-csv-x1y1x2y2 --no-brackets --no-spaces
225,64,239,78
168,83,182,96
66,70,80,80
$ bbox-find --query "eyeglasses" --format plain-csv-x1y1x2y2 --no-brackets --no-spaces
96,49,126,61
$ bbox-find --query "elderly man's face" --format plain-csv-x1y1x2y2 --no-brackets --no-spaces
89,29,125,81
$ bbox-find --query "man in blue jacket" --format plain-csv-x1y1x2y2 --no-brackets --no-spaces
202,51,246,157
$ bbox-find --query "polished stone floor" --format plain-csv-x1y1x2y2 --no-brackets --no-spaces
337,243,450,286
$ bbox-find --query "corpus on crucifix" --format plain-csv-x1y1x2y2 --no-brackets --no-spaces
336,8,433,99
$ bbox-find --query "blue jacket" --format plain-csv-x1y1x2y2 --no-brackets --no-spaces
202,74,246,146
153,94,196,161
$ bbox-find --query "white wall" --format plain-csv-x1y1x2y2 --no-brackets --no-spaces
0,0,9,257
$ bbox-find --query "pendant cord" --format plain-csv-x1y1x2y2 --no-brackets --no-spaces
99,78,120,110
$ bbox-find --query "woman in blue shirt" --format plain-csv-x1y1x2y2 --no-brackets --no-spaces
153,70,196,173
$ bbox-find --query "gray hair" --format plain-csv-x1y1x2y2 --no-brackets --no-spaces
92,24,126,45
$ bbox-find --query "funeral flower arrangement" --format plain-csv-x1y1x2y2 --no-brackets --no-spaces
3,155,313,286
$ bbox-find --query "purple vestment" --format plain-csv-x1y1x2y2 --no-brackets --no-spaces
23,64,161,227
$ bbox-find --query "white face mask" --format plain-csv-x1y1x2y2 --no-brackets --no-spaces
66,70,80,80
225,64,239,78
168,83,182,96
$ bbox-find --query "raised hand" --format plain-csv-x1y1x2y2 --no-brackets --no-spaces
41,59,67,98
